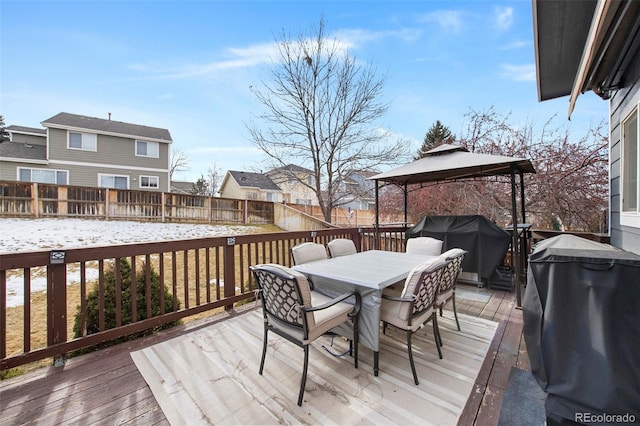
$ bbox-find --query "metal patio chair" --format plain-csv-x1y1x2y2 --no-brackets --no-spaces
405,236,444,256
436,248,468,333
380,257,448,385
327,238,357,258
250,263,361,406
290,242,328,265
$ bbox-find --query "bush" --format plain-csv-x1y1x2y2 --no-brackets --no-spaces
73,258,180,341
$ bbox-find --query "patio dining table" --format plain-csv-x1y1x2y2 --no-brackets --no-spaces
292,249,436,375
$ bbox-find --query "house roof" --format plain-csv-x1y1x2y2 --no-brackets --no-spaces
6,125,47,135
369,144,535,185
170,181,194,194
534,0,640,116
267,164,314,175
227,170,281,191
41,112,172,142
0,141,47,161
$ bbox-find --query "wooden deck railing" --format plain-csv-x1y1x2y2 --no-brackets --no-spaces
0,226,407,371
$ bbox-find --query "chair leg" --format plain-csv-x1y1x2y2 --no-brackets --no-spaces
432,314,443,359
432,314,442,347
259,326,268,375
453,294,461,331
353,318,359,369
407,330,419,385
439,304,443,316
298,345,309,406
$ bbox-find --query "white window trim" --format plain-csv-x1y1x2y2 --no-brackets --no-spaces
135,140,160,158
98,173,130,189
139,175,159,189
17,167,69,185
67,131,97,152
621,105,640,228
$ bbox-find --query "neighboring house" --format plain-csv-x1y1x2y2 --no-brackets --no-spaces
170,180,195,194
340,170,377,211
266,164,318,205
533,0,640,254
0,112,172,191
219,170,282,202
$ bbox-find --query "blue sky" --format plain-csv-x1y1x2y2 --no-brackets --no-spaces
1,0,608,182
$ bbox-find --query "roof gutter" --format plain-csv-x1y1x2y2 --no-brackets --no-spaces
568,0,611,119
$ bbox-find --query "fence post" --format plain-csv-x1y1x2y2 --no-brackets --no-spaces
162,192,166,222
48,250,67,366
105,188,110,219
223,237,236,311
32,183,39,218
243,200,248,224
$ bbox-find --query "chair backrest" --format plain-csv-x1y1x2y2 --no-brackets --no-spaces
405,237,444,256
438,248,467,293
250,263,316,331
327,238,357,258
290,242,328,265
397,258,448,321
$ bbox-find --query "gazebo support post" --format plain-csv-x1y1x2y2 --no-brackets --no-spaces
374,180,380,250
403,183,408,228
511,165,523,308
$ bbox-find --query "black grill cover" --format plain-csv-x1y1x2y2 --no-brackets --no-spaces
523,235,640,422
405,215,510,280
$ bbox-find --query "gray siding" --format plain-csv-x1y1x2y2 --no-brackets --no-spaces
48,128,169,170
0,161,168,192
44,128,169,191
609,50,640,254
10,133,46,146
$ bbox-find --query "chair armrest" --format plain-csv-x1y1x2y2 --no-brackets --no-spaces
381,293,415,303
305,292,360,314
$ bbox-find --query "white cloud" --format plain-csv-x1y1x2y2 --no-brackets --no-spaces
500,40,529,50
494,7,514,31
417,10,464,33
500,63,536,82
334,27,422,46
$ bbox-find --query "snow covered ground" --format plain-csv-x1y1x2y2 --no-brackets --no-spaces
1,218,270,307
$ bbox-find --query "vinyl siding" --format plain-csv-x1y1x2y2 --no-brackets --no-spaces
48,128,169,170
609,51,640,254
10,133,46,146
0,161,168,191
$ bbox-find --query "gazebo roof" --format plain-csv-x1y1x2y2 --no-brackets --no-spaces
369,144,535,185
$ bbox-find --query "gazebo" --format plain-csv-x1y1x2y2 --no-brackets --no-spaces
369,144,536,306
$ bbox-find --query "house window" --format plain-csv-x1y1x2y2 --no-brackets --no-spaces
68,132,97,151
246,192,258,200
622,109,639,215
18,167,68,185
136,140,159,158
140,175,159,189
266,192,277,202
99,174,129,189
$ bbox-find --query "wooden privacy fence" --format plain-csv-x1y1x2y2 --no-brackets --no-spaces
0,226,406,371
0,181,273,224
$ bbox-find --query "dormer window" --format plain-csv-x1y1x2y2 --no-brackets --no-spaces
136,140,159,158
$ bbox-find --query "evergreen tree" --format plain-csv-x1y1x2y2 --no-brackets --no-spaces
0,115,9,143
415,120,454,159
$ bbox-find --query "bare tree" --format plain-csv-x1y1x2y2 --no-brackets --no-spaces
191,160,223,196
169,149,190,182
206,161,223,196
247,18,410,223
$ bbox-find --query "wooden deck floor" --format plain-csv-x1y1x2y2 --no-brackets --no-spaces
0,286,528,426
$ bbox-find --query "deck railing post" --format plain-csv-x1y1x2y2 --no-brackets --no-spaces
48,250,67,366
223,237,236,311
